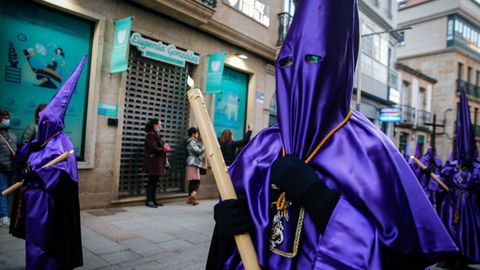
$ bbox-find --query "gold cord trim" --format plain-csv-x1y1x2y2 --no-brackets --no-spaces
41,131,61,147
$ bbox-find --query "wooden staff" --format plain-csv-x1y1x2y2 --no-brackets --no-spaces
410,156,450,191
1,150,74,196
186,78,260,270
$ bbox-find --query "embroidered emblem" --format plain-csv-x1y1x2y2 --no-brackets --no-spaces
269,192,291,249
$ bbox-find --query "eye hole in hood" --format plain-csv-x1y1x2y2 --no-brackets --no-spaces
305,54,322,64
278,56,293,68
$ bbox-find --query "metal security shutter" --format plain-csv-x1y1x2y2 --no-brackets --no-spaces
119,48,190,196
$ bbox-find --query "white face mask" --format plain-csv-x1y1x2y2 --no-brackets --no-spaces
154,127,161,133
1,119,10,128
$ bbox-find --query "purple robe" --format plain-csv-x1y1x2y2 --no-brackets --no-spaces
215,0,457,269
10,55,86,269
439,89,480,263
414,147,445,207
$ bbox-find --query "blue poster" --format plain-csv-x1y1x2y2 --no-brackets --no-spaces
206,52,225,94
0,2,92,159
111,17,132,74
213,67,248,139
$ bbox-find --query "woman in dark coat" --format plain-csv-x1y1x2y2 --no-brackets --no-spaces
143,118,169,208
219,126,252,166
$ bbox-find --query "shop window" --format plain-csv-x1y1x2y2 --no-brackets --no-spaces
0,1,93,160
417,135,425,155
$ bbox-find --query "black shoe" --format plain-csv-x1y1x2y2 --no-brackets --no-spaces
146,201,158,208
154,201,163,207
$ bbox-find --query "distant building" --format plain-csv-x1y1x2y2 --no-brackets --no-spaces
395,62,437,157
397,0,480,160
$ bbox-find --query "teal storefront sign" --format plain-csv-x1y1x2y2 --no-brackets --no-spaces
0,1,93,159
213,67,248,139
205,52,226,94
111,17,132,74
130,32,199,67
98,102,118,117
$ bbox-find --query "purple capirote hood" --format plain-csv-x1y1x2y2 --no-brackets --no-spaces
275,0,359,159
37,54,88,145
455,88,478,166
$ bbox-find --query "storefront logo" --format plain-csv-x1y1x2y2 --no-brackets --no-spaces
111,17,132,74
130,32,199,67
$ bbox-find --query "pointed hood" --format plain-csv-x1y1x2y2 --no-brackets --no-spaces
37,54,88,145
275,0,359,159
456,88,478,166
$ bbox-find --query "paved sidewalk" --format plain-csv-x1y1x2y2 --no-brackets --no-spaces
0,199,216,270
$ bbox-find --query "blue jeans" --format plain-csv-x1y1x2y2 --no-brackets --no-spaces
0,171,12,218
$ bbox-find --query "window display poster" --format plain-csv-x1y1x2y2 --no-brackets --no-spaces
213,67,248,140
0,1,92,159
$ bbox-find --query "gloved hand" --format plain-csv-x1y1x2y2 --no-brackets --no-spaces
421,167,432,176
22,167,40,183
214,195,253,238
270,154,340,233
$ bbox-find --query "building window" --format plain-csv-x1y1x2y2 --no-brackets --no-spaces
399,132,409,157
475,108,478,125
283,0,295,15
458,62,464,81
476,70,480,86
417,135,425,155
268,94,278,127
419,87,427,110
447,15,480,58
468,66,473,83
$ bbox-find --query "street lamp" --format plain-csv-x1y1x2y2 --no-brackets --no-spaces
355,25,412,111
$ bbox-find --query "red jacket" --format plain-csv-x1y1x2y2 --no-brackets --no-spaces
143,131,166,176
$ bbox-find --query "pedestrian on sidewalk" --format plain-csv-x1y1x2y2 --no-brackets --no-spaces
218,126,252,166
20,104,46,145
0,109,17,228
185,127,205,206
143,118,169,208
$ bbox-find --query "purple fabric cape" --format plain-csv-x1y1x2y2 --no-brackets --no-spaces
440,88,480,262
219,0,457,269
19,54,87,269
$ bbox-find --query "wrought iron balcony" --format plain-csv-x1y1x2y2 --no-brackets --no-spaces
457,79,480,99
277,12,293,46
199,0,217,8
399,105,416,125
417,109,433,126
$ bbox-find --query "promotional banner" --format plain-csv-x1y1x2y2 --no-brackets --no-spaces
205,52,226,94
0,1,92,159
111,17,132,74
213,67,248,139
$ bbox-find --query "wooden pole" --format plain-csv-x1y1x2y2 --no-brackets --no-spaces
1,150,75,196
187,88,260,270
410,156,450,191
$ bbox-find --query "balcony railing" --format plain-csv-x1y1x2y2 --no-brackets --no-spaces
199,0,217,8
277,12,293,46
457,79,480,99
399,105,416,125
417,109,432,126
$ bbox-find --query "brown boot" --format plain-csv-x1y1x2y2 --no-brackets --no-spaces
191,191,199,206
186,195,193,204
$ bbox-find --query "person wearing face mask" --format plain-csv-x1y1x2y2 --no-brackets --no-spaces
185,127,205,206
143,118,169,208
0,110,17,228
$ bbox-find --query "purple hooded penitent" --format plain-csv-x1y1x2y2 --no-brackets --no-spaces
211,0,457,269
440,88,480,263
408,140,423,173
415,147,445,208
10,55,87,269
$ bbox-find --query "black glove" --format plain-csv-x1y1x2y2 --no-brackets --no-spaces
270,154,340,233
22,167,40,183
214,195,253,238
421,167,432,176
